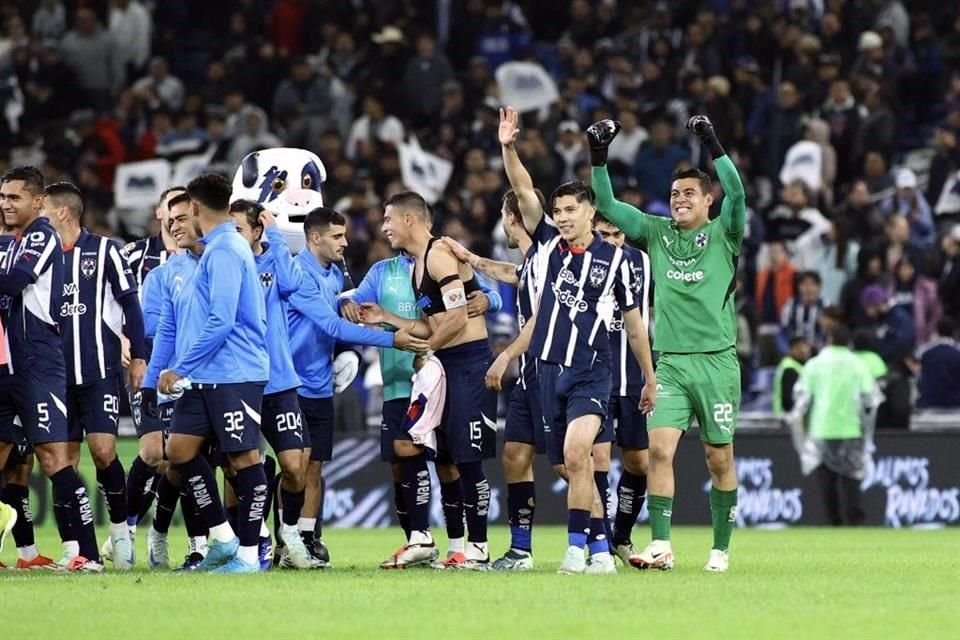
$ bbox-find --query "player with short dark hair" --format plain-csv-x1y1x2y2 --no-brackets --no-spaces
41,182,148,570
230,199,319,570
122,185,184,543
287,206,428,567
593,213,653,568
157,172,271,573
588,115,746,572
0,166,103,572
362,191,499,570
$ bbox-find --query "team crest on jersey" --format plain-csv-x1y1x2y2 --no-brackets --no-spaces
81,257,97,279
589,264,607,288
260,271,274,288
695,232,708,248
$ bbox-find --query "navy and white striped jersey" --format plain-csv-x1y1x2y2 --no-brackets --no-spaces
531,227,637,370
61,229,138,385
609,245,652,396
0,217,65,374
121,234,170,293
515,217,558,388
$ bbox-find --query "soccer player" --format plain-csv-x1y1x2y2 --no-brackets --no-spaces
157,173,270,574
141,192,211,571
361,192,499,570
231,199,319,569
0,166,102,572
123,186,184,537
340,226,502,569
587,115,746,571
40,182,148,570
287,206,428,567
520,180,656,575
592,214,653,567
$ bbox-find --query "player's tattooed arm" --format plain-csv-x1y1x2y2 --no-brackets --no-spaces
485,312,536,391
442,236,519,285
622,307,656,414
499,106,544,234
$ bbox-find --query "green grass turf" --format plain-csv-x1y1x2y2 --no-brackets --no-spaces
1,525,957,639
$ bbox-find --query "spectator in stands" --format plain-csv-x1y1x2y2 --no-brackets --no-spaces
226,105,283,168
756,240,796,325
873,213,925,275
767,180,831,253
779,271,826,352
633,117,689,201
109,0,152,84
273,58,350,149
132,57,184,112
773,335,811,422
345,94,405,163
402,32,455,127
863,151,895,203
889,255,941,345
748,80,804,180
883,168,935,247
927,125,959,215
32,0,66,41
818,78,864,186
852,87,896,173
935,225,960,320
860,284,916,367
916,317,960,409
606,109,647,171
473,0,530,70
554,120,588,183
794,217,859,307
59,7,118,111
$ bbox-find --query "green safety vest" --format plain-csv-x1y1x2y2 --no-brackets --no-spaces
773,356,804,415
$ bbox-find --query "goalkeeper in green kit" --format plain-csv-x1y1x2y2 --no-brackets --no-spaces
586,116,745,572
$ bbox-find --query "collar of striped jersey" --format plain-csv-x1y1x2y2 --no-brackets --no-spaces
559,230,604,255
16,214,51,241
198,220,238,246
62,227,90,252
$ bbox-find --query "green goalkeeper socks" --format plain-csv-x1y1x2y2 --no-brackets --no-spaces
710,487,739,551
648,495,673,541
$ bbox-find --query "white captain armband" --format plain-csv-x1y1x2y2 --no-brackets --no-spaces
442,287,467,310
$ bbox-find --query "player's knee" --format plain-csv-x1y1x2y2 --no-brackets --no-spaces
139,435,164,468
563,446,591,475
623,450,649,475
34,446,67,477
705,445,733,477
501,443,533,473
649,442,675,467
393,440,420,459
90,447,116,470
434,463,458,483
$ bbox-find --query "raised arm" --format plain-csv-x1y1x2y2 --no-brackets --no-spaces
500,106,544,234
586,119,650,242
686,115,746,237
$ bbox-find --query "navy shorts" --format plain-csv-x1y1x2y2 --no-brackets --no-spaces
0,361,69,446
504,379,545,453
131,389,166,436
299,395,333,462
538,360,613,465
260,388,306,453
606,394,649,450
435,340,497,464
67,377,121,441
169,382,264,454
380,398,411,462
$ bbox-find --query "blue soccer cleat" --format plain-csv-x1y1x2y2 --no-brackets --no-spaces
195,537,239,572
258,536,273,571
212,556,261,574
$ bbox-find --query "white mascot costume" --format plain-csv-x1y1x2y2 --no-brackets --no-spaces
231,147,359,391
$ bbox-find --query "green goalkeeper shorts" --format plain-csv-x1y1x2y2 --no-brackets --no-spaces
648,347,741,444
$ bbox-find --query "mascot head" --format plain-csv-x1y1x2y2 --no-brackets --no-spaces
231,148,327,253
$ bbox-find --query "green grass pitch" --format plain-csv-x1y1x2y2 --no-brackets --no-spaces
2,524,957,639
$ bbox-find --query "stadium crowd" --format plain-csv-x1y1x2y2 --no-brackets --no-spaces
0,0,958,422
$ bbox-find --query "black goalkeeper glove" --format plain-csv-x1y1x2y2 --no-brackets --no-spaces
585,119,622,166
686,115,725,158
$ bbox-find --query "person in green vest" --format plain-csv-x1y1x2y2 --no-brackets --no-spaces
773,335,812,423
339,240,501,568
789,323,881,526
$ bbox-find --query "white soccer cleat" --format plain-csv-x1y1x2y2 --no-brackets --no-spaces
100,537,113,563
111,531,135,570
585,551,617,575
635,539,674,570
704,548,729,573
614,542,644,569
147,528,169,569
380,543,438,570
491,549,534,571
278,529,321,570
557,545,587,575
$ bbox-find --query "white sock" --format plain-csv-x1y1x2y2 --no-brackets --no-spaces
63,541,79,559
110,522,129,538
209,522,235,544
237,545,258,565
281,523,298,535
259,520,269,538
409,530,433,545
448,537,465,554
17,544,38,561
188,536,208,555
298,517,316,534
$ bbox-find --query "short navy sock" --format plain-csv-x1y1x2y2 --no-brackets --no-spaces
399,452,430,532
96,457,127,525
567,508,590,549
235,463,268,547
613,470,647,545
458,462,489,544
440,478,465,540
152,474,179,534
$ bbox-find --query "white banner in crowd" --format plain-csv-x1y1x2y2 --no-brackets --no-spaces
495,61,559,113
398,137,453,205
113,159,171,209
171,151,215,188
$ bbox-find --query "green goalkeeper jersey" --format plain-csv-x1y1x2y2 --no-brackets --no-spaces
592,156,746,354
